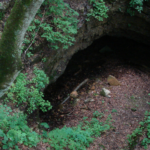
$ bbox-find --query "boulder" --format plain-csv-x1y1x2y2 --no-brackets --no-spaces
84,98,95,103
70,91,78,98
100,88,111,97
107,75,121,86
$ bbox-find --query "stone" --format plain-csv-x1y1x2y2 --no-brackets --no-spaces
70,91,78,98
107,75,121,86
90,85,95,90
100,88,111,97
72,98,80,106
84,98,95,103
80,91,85,95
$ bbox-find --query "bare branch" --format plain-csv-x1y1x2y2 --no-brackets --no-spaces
61,78,89,104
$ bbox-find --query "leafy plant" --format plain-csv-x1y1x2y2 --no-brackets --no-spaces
0,103,112,150
87,0,109,21
42,58,47,62
21,0,79,57
27,52,33,57
42,114,112,150
93,111,104,118
130,95,135,100
111,109,117,113
4,67,52,113
93,93,99,96
127,0,148,16
0,105,40,149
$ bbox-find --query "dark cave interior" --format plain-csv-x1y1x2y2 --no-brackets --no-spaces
40,35,150,129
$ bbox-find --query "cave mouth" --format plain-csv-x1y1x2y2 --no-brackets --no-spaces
40,36,150,129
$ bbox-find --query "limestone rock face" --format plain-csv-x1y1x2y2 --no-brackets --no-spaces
2,0,150,92
107,75,121,86
39,0,150,87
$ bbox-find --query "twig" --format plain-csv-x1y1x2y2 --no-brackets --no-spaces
61,78,89,105
74,78,89,91
67,109,75,116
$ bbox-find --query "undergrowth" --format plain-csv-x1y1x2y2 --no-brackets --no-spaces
0,105,112,150
127,0,148,16
87,0,109,21
127,111,150,149
0,105,40,150
42,114,112,150
22,0,79,58
4,67,52,114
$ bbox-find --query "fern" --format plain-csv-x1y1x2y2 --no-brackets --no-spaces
127,0,148,15
87,0,109,21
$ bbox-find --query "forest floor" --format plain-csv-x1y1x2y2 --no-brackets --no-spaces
28,52,150,150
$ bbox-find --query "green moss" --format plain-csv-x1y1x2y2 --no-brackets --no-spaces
0,0,33,89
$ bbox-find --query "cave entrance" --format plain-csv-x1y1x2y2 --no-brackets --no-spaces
41,36,150,134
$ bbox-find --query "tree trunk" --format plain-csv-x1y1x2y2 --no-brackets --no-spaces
0,0,44,98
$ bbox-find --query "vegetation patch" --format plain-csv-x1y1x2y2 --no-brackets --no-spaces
22,0,79,58
0,105,40,150
0,105,112,150
127,0,148,16
127,111,150,149
4,67,52,114
87,0,109,21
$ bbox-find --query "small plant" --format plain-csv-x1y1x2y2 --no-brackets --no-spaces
87,0,109,21
27,52,33,57
127,0,148,16
128,23,131,27
42,58,47,62
118,7,122,12
93,111,104,118
111,109,117,113
130,95,135,100
93,93,99,96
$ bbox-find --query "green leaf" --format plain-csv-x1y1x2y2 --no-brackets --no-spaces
40,122,50,129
